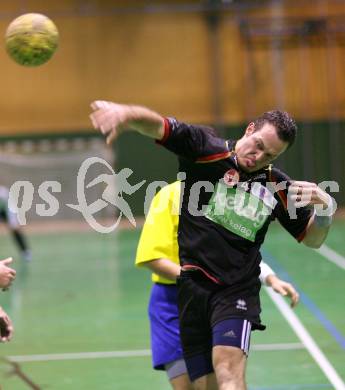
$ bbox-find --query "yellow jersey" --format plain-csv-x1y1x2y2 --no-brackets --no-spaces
135,181,181,285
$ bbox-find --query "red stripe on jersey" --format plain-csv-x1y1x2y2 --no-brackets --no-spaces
181,264,222,284
268,168,288,210
296,226,308,242
196,151,232,163
296,214,313,242
156,117,171,145
269,167,311,242
276,189,288,209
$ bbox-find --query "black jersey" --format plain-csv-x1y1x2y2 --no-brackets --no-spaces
158,118,312,289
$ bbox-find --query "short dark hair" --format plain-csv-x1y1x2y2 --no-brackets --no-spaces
253,110,297,147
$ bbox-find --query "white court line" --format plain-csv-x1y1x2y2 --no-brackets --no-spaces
265,286,345,390
6,349,151,363
316,244,345,270
252,342,304,351
6,343,304,363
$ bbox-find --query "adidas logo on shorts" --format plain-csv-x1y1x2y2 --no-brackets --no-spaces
223,330,236,338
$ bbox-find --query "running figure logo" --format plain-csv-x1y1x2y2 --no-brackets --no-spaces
67,157,145,233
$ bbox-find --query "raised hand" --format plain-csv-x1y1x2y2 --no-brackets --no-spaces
90,100,128,144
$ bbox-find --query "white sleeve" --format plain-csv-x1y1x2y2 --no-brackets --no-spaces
259,261,275,285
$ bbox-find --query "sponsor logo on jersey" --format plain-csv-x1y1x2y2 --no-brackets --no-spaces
205,182,271,241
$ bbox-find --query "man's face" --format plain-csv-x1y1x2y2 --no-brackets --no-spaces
235,122,288,173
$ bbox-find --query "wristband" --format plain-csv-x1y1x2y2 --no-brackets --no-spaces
314,213,332,228
259,262,275,285
313,193,335,228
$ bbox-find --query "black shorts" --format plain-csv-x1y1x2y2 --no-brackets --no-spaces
176,270,265,360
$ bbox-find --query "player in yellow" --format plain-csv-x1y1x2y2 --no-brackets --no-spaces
136,181,299,390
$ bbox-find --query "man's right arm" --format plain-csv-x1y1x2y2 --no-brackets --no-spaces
90,100,229,164
90,101,165,144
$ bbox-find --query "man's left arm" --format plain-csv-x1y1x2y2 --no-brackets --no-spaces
289,181,335,248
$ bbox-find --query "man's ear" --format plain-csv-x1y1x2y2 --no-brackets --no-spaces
245,122,255,136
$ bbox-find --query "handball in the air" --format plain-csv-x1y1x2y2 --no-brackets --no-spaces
5,13,59,66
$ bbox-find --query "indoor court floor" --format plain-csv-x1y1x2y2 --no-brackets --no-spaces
0,219,344,389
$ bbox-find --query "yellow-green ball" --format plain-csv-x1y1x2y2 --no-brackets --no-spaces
5,13,59,67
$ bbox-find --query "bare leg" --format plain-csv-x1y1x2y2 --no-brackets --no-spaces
213,345,247,390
